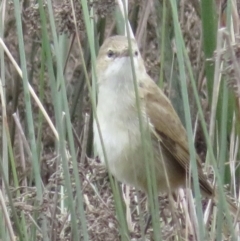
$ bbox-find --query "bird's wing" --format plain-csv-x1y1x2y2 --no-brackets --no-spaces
139,75,213,196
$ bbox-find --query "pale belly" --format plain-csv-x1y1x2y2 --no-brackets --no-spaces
94,119,145,188
93,118,185,193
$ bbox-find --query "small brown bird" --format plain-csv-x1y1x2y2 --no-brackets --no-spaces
93,35,236,211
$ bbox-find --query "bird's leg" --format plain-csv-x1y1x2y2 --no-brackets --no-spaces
144,195,157,234
144,212,152,234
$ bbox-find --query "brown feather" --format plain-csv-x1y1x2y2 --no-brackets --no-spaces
139,75,214,196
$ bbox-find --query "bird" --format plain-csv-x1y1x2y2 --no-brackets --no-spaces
93,35,237,214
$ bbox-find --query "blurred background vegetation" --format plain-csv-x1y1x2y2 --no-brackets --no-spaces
0,0,240,240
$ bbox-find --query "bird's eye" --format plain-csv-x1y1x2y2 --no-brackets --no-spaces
107,50,114,58
134,51,138,56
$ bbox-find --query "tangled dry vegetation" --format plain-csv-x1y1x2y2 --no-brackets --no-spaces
2,0,240,240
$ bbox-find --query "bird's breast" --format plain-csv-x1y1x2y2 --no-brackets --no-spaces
93,93,148,188
93,98,186,192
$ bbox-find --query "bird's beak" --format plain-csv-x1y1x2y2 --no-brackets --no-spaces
120,49,130,57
